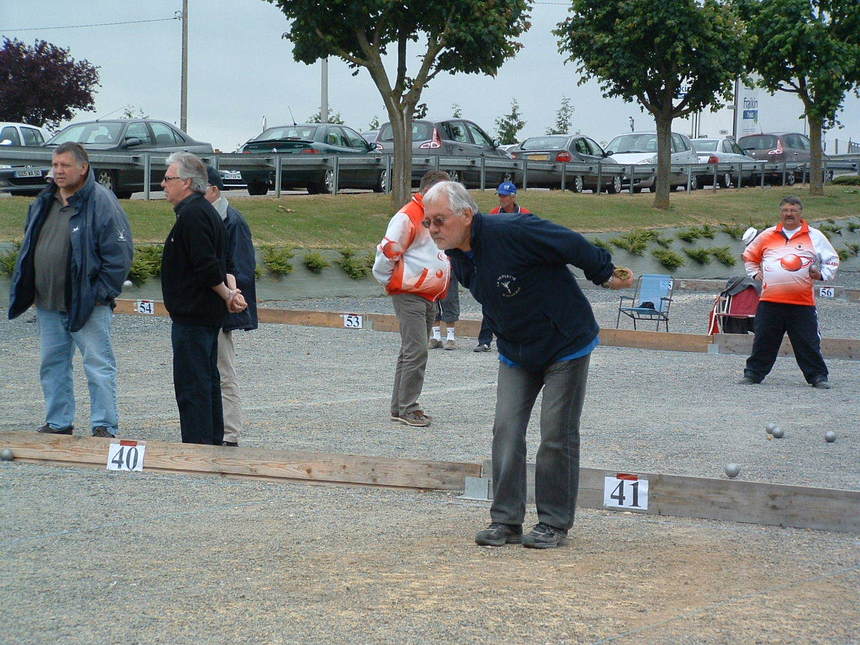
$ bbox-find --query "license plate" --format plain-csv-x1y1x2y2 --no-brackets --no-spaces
15,168,42,178
527,154,549,161
221,170,241,180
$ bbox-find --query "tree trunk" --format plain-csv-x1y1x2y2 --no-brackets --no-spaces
386,103,413,209
808,116,824,196
653,113,673,210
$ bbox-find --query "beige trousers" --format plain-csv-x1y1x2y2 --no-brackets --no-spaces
217,330,243,444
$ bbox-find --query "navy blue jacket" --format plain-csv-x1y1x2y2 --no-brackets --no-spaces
222,204,258,332
8,169,133,332
446,211,614,371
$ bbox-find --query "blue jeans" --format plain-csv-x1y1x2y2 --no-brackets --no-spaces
171,322,223,445
37,305,118,435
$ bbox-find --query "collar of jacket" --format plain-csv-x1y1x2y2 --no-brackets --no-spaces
173,191,204,215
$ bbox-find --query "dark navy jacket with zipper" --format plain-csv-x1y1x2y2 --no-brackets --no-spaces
446,211,614,371
222,204,258,332
8,168,133,332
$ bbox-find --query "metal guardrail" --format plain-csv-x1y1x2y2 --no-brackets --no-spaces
1,146,858,199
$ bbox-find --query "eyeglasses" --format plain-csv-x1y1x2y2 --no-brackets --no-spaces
422,216,449,229
162,175,183,182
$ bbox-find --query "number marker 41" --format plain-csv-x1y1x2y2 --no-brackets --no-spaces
107,440,146,472
603,473,649,511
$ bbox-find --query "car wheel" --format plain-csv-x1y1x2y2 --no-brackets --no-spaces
571,175,584,193
247,181,268,196
373,169,388,193
607,175,623,194
825,169,834,182
719,172,732,188
96,169,119,196
632,184,644,193
785,171,796,186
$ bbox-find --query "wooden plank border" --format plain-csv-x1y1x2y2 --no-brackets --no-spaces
0,432,480,491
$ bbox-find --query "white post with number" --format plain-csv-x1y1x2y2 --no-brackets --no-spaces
603,473,649,511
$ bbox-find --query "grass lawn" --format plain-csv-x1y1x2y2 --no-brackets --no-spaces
1,185,858,248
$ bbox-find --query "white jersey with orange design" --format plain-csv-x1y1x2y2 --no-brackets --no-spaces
743,220,839,306
372,193,450,302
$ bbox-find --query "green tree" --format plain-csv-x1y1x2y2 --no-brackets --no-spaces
546,96,574,134
0,38,99,129
735,0,860,196
555,0,748,209
266,0,532,207
307,107,345,124
495,99,526,145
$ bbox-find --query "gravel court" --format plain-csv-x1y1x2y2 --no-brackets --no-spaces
1,462,858,644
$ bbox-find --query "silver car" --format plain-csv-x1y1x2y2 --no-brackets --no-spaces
605,131,699,191
691,137,758,187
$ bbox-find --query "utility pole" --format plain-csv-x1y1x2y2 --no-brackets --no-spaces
321,57,329,123
180,0,188,132
732,77,739,140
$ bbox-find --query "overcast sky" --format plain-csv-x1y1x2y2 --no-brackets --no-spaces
3,1,859,152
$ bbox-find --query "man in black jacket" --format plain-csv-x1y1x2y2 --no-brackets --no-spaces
160,152,246,444
205,166,258,447
423,181,633,549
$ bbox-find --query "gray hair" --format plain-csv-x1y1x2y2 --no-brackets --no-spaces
780,195,803,210
423,180,478,217
53,142,89,166
166,151,208,193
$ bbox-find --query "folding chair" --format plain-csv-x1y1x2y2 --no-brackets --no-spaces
706,276,761,335
616,274,674,331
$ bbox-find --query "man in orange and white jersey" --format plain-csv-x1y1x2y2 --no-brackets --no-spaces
740,195,839,388
372,170,451,427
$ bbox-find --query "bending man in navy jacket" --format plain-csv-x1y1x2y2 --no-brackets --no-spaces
423,181,633,549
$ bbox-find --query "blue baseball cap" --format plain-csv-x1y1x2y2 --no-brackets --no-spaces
496,181,517,196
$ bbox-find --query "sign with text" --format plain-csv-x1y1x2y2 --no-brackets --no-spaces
603,473,649,511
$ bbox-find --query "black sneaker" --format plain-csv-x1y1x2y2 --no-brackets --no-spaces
811,378,831,389
37,424,73,435
473,343,491,352
475,522,522,546
92,426,115,438
222,441,239,447
522,522,568,549
738,376,760,385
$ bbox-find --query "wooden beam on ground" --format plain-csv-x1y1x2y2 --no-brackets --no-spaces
713,334,860,360
600,328,713,353
0,432,480,491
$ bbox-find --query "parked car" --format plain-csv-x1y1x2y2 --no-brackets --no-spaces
0,122,52,196
240,123,382,195
691,137,758,187
605,131,699,191
12,119,214,199
219,168,246,190
508,134,623,193
737,132,826,184
374,118,514,187
361,130,379,144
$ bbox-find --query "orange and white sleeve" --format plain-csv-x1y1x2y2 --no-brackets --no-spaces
372,212,413,286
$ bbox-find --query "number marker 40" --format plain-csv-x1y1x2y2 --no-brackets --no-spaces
603,473,649,511
107,440,146,472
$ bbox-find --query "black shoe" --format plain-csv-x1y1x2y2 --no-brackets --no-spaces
37,424,73,435
738,376,760,385
475,522,522,546
473,343,491,352
522,522,568,549
811,378,831,389
92,426,115,438
222,441,239,447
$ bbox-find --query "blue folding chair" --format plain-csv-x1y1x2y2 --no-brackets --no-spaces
616,274,674,331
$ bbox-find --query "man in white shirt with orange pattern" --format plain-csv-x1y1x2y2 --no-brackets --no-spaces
373,170,451,427
740,196,839,388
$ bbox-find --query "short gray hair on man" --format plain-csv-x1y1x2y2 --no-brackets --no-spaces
166,151,208,193
780,195,803,210
423,180,478,217
53,142,89,166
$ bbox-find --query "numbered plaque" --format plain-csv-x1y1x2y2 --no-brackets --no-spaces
107,440,146,472
603,473,649,511
342,313,363,329
818,287,835,298
135,300,156,315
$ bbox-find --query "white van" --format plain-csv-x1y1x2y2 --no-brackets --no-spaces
0,122,49,147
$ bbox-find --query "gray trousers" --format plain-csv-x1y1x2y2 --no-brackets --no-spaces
435,272,460,324
217,330,242,444
490,355,590,531
390,293,436,416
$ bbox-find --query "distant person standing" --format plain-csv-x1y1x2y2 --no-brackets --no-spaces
739,195,839,388
8,142,133,438
474,181,532,352
160,152,246,445
372,170,451,427
205,166,258,447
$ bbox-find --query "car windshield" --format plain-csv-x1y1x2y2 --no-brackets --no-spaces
692,140,718,152
739,135,778,150
606,134,658,153
520,136,567,151
254,126,318,141
49,122,124,145
378,121,434,142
